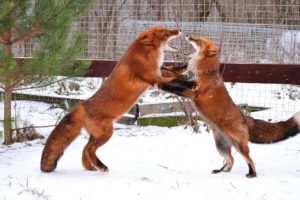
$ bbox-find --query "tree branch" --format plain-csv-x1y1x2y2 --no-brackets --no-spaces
10,24,42,44
10,0,77,44
11,124,55,131
13,76,71,91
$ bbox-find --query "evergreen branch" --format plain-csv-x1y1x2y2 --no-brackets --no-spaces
10,0,83,44
10,24,41,44
40,1,73,25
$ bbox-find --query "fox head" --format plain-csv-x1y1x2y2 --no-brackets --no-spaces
137,26,181,52
185,36,220,76
185,35,219,58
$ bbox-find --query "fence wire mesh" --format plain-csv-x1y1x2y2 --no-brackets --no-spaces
15,0,300,64
3,0,300,127
75,0,300,64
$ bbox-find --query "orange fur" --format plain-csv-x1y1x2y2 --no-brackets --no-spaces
40,26,182,172
159,37,300,177
246,114,300,143
181,36,257,178
160,68,300,144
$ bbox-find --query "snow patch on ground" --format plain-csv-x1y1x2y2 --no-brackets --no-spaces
0,78,300,200
0,101,300,200
0,126,300,200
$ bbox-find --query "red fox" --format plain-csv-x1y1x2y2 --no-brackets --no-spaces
159,36,300,177
159,63,300,145
40,26,183,173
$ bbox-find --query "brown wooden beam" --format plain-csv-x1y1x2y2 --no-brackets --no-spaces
86,60,300,85
219,63,300,85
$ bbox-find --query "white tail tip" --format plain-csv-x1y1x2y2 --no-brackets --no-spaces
293,111,300,126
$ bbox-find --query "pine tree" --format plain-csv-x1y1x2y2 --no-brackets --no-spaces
0,0,94,145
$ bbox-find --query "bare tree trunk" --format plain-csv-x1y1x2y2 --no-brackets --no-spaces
2,40,14,145
3,82,13,145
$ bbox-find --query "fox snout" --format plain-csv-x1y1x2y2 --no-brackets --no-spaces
169,29,182,37
185,35,197,42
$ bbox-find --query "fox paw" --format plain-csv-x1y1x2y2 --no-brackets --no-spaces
246,172,257,178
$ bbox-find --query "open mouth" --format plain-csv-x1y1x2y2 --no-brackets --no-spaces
183,45,196,57
164,43,179,52
164,31,182,52
184,36,198,56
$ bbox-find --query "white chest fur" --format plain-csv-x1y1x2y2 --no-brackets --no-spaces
157,47,164,68
183,53,199,80
188,54,198,73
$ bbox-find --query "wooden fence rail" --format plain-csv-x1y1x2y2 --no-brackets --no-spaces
5,60,300,125
86,60,300,85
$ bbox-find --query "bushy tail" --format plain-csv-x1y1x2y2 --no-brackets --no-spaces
40,104,85,172
247,111,300,144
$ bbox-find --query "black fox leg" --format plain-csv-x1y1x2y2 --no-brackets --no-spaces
169,78,196,89
158,83,191,97
161,63,188,71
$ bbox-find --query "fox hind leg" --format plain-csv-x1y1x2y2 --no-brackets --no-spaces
229,125,257,178
235,141,257,178
82,119,113,172
211,148,234,174
212,131,234,174
82,136,110,172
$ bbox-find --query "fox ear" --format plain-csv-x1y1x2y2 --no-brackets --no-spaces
208,46,219,56
139,35,152,45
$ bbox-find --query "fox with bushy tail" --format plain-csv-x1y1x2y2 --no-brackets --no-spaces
158,36,300,178
40,26,186,173
159,63,300,145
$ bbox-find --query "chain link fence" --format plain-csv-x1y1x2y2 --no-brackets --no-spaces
3,0,300,128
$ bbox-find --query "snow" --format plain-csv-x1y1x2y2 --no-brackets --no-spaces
2,77,299,122
12,77,103,100
0,76,300,200
0,100,300,200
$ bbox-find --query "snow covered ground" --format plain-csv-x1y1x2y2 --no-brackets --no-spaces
0,79,300,200
0,99,300,200
1,125,300,200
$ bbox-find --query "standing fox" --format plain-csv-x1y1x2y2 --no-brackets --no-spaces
40,26,185,172
159,36,300,178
